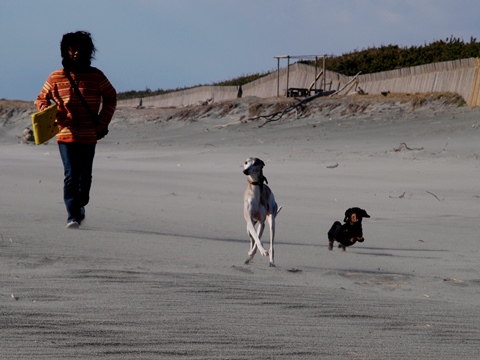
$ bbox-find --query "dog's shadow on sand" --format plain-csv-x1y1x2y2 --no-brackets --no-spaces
333,269,415,287
343,246,448,260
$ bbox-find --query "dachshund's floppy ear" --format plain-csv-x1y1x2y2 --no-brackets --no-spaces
344,208,352,222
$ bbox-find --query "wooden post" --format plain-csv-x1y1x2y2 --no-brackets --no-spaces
276,57,280,97
286,56,290,97
323,55,326,91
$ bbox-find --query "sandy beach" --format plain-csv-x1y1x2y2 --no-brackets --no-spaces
1,94,480,359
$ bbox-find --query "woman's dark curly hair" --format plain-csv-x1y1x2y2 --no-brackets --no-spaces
60,31,96,68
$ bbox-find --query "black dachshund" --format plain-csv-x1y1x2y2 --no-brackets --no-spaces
328,207,370,251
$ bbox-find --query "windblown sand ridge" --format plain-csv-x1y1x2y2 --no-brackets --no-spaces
1,93,480,359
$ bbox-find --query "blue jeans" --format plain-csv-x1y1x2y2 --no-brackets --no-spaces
58,143,96,223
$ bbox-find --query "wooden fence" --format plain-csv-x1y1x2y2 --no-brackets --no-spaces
117,85,239,108
118,58,480,108
357,58,480,106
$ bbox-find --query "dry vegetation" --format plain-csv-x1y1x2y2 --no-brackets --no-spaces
1,92,467,136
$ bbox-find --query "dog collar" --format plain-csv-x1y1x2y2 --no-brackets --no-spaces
249,176,268,185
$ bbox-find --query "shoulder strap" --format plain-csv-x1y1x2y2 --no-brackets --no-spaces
64,70,99,124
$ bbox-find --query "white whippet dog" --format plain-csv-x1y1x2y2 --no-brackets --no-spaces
243,157,282,266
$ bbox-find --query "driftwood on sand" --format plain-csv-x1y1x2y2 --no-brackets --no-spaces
392,142,424,152
250,72,362,128
247,91,326,128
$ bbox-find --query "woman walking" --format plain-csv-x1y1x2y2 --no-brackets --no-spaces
35,31,117,228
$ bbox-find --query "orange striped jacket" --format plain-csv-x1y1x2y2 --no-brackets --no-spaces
35,67,117,144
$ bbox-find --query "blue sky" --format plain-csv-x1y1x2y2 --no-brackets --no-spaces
2,0,480,101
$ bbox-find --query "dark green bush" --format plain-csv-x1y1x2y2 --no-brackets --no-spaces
321,36,480,76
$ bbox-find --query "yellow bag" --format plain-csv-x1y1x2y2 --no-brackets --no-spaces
31,104,59,145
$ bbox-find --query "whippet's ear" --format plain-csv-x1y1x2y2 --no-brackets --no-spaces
254,158,265,167
344,208,352,222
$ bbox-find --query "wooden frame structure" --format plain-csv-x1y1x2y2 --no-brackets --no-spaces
274,55,328,97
